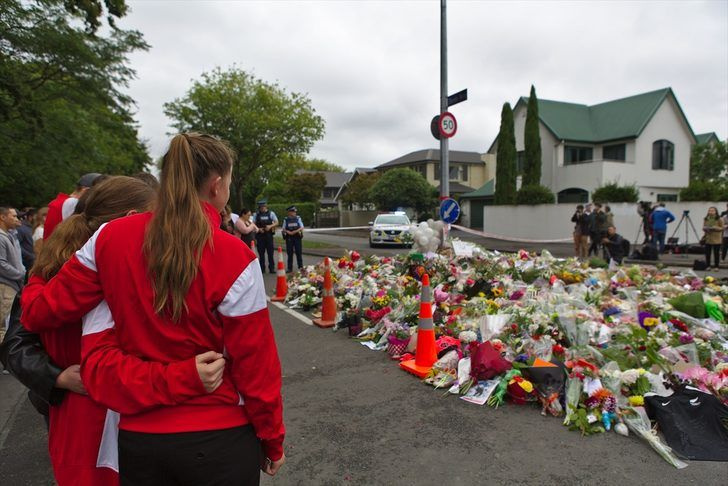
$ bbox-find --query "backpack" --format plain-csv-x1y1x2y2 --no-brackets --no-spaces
620,239,631,257
641,244,659,261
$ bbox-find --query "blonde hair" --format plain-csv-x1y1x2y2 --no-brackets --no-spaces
31,177,156,280
144,133,235,321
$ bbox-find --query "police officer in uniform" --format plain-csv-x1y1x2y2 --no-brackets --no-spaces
253,200,278,273
282,206,304,273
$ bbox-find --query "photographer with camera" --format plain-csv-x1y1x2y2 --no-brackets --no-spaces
637,201,653,244
650,203,675,254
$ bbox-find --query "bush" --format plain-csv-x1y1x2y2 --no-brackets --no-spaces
591,183,639,203
516,184,555,205
679,180,722,202
267,202,316,227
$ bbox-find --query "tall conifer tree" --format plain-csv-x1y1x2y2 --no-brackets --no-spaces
495,103,517,204
524,85,542,186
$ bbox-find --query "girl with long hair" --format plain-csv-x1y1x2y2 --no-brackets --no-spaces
22,134,285,485
21,176,224,485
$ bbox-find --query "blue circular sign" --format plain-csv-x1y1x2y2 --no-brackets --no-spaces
439,198,460,224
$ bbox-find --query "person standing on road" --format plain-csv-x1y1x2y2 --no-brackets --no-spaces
721,208,728,262
282,206,304,273
44,173,103,240
570,204,589,259
253,200,278,273
21,133,286,485
0,207,24,344
17,208,37,273
703,206,724,271
235,208,258,249
588,203,606,257
650,203,675,254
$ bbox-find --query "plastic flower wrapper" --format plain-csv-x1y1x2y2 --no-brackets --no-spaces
563,376,583,426
622,406,688,469
478,314,510,342
469,341,512,381
448,357,473,395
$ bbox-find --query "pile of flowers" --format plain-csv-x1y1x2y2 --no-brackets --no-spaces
284,244,728,467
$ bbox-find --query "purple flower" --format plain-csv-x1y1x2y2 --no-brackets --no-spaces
638,311,656,327
679,333,694,344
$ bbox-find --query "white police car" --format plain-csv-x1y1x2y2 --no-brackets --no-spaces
369,212,412,248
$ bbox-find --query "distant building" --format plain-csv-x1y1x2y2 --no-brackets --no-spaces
374,149,495,197
695,132,720,145
488,88,697,203
297,170,352,209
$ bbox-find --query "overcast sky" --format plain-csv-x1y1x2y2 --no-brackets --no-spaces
122,0,728,171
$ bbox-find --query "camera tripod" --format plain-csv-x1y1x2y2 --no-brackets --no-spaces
670,210,701,247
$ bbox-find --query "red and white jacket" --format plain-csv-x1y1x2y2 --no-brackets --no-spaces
22,203,285,460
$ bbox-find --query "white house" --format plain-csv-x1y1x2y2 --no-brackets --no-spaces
488,88,697,203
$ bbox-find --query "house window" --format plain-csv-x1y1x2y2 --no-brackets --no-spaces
322,188,337,199
564,146,593,165
516,151,525,174
413,164,427,178
652,140,674,170
434,163,467,181
557,188,589,203
603,143,626,161
657,194,678,202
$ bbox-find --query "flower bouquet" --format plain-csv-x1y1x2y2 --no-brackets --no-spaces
622,406,688,469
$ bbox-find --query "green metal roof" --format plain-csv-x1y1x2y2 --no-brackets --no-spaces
459,179,494,199
695,132,719,144
512,88,696,144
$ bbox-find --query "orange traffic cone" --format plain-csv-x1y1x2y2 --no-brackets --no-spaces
271,247,288,302
313,257,337,328
400,273,437,378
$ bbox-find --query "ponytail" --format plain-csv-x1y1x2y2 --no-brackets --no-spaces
144,133,234,321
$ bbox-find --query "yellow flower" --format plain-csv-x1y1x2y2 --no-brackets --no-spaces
478,292,485,298
642,317,659,328
706,276,715,283
628,395,644,407
637,368,646,375
492,288,503,297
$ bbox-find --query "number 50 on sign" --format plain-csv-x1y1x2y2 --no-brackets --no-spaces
438,112,457,138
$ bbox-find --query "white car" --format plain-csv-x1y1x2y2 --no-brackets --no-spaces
369,213,412,248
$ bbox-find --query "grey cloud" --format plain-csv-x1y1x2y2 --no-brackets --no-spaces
123,0,727,171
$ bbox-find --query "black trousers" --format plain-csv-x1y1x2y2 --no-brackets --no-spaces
256,233,275,272
722,237,728,260
705,244,721,268
118,425,261,486
286,237,303,272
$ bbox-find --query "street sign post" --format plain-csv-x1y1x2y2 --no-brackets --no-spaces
439,197,460,224
438,111,457,139
430,115,441,140
447,89,468,107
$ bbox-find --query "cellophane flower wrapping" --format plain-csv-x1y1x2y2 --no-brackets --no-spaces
623,407,688,469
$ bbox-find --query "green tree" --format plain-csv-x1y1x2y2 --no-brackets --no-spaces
523,85,542,186
164,67,326,211
0,0,150,207
297,158,345,172
494,103,517,205
340,172,381,209
369,168,437,216
690,140,727,182
285,172,326,204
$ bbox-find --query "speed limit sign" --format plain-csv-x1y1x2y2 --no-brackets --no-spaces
438,111,457,138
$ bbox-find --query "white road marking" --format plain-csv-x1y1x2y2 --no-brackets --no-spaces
268,298,313,326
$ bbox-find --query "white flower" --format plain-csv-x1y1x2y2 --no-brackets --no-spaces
620,369,640,385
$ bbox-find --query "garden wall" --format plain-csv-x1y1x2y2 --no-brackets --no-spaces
482,202,728,243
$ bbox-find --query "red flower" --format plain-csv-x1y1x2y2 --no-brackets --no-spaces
338,258,347,268
347,262,355,270
350,251,360,262
552,344,565,355
638,345,646,352
510,323,518,332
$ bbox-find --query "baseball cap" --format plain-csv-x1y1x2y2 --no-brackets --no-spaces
77,173,103,188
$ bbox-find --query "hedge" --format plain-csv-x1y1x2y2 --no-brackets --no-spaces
267,202,316,227
591,183,639,203
679,181,724,202
516,184,555,205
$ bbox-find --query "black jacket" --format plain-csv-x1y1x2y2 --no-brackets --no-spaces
0,294,66,416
